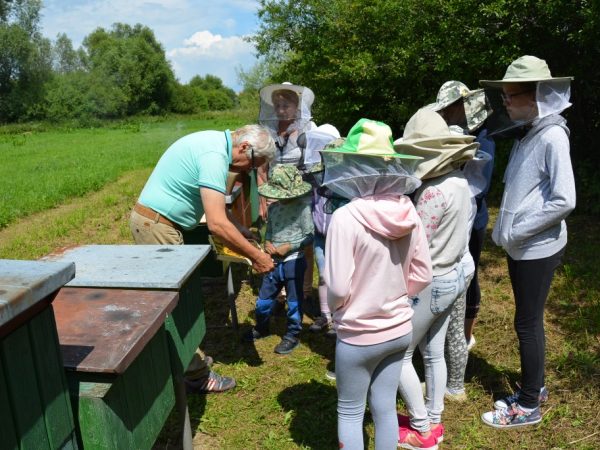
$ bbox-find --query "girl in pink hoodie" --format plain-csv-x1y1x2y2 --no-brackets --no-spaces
321,119,432,450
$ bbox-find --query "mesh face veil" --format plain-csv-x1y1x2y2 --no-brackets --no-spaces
258,83,315,135
484,80,572,137
319,152,421,200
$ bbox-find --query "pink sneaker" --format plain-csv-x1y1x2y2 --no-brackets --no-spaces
397,416,444,445
398,426,438,450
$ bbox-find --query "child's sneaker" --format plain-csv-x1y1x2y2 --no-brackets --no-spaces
309,315,329,332
466,334,476,351
274,336,299,354
397,416,444,444
482,403,542,428
445,387,467,402
398,426,438,450
242,328,269,343
325,370,336,381
494,385,548,410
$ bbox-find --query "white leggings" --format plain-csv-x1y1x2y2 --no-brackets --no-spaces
336,333,412,450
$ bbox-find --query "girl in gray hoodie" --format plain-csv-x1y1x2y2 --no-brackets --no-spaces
480,55,576,428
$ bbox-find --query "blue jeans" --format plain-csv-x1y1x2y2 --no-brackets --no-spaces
398,266,466,430
255,257,306,339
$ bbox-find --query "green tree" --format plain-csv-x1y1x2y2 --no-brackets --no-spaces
52,33,84,73
83,23,175,115
236,59,276,110
44,71,127,122
255,0,600,210
0,0,52,121
189,74,237,106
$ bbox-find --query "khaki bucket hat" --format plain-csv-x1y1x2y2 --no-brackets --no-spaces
394,109,478,180
480,55,573,87
257,164,312,199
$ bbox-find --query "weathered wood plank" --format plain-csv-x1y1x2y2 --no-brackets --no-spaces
1,325,51,449
28,307,78,449
54,288,178,374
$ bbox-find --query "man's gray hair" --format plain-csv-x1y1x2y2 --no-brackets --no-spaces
232,124,276,162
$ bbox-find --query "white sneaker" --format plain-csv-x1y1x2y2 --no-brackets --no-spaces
467,335,476,351
445,388,467,402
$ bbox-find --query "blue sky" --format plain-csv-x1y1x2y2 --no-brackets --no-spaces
39,0,262,91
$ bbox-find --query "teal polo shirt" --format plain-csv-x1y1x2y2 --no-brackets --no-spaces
138,130,233,230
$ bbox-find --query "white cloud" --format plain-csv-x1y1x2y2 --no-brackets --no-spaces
169,30,253,58
167,30,257,89
40,0,261,90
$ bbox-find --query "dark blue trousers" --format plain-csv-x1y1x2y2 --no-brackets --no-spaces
255,256,306,339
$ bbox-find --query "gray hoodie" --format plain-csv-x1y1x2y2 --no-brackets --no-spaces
492,114,576,260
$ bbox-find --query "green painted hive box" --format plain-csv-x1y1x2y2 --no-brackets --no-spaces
53,287,178,449
0,259,77,450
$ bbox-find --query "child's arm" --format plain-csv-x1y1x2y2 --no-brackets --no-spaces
264,240,277,255
415,185,446,242
324,210,354,312
272,242,292,257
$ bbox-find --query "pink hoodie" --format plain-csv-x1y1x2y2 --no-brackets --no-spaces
324,194,432,345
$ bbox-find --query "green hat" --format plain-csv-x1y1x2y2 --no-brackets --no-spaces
320,118,421,161
480,55,573,87
258,164,312,199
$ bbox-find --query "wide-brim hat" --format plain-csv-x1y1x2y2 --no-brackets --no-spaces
394,109,478,180
394,109,476,148
259,82,315,107
480,55,573,87
258,164,312,199
320,118,421,161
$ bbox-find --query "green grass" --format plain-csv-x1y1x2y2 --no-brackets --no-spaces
0,112,252,229
0,118,599,448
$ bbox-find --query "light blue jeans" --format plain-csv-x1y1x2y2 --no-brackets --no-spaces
398,266,465,431
336,333,412,450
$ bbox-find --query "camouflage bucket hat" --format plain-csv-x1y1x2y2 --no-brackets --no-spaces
463,89,490,132
425,81,490,132
258,164,312,199
427,81,471,112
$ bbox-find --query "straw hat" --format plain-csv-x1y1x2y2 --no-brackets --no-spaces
394,109,478,180
480,55,573,87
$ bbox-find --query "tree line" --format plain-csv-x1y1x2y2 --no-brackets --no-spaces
0,0,237,124
252,0,600,213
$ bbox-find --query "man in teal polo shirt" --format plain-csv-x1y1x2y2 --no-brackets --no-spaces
130,124,276,393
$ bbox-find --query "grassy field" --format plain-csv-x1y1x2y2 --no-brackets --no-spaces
1,117,598,449
0,111,253,229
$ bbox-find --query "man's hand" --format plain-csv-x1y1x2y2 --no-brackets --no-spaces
252,251,274,274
